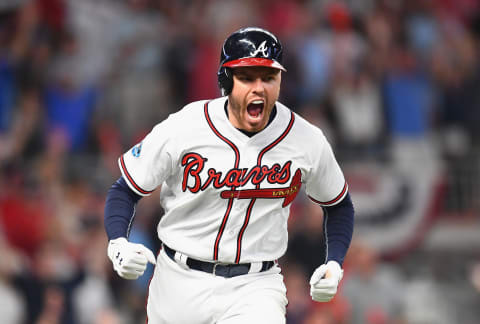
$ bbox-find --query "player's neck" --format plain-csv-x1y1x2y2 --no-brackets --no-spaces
224,100,277,137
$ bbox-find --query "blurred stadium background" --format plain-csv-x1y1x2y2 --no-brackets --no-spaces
0,0,479,323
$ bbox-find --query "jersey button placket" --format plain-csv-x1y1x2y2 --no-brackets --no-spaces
235,148,257,213
234,200,244,211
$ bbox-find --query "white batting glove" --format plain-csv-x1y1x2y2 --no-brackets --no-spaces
309,260,344,302
107,237,156,280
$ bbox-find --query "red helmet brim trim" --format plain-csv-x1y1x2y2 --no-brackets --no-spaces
222,58,287,71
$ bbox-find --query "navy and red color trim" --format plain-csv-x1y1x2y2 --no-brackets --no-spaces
119,155,154,195
204,101,241,261
235,111,295,263
309,181,348,206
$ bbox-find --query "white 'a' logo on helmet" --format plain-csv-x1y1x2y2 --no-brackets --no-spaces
250,41,269,57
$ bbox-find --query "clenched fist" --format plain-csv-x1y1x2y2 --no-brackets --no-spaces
107,237,156,280
309,260,343,302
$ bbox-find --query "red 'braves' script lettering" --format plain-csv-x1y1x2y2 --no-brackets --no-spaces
181,152,292,193
181,152,207,193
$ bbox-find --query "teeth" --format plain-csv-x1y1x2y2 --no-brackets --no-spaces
252,100,264,104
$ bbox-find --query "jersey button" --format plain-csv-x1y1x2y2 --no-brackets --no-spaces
228,226,239,236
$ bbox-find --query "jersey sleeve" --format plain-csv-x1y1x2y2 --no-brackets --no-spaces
118,118,176,196
305,130,348,207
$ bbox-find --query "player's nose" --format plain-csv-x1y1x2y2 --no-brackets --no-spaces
252,77,265,94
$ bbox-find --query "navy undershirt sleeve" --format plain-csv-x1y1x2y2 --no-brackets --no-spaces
322,192,354,266
104,177,142,240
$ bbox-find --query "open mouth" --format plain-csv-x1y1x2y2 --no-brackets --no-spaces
247,100,264,118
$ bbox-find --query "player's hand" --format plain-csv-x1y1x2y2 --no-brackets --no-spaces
107,237,156,280
309,260,343,302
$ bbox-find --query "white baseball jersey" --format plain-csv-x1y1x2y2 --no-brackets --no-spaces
119,96,347,264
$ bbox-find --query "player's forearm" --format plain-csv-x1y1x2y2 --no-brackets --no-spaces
104,177,142,240
323,193,354,266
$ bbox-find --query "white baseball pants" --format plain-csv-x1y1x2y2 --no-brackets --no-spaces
146,249,287,324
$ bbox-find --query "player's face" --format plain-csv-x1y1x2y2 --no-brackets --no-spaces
228,66,281,133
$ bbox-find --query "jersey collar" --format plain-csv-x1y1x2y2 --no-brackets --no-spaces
206,96,292,147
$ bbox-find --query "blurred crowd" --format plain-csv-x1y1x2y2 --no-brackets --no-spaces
0,0,479,323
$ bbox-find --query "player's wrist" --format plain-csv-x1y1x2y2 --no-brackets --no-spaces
109,237,128,244
107,237,128,260
326,260,341,269
326,260,343,282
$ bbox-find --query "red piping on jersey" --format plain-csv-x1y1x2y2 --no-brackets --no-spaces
235,111,295,263
256,112,295,165
204,101,241,261
309,182,348,206
120,155,154,195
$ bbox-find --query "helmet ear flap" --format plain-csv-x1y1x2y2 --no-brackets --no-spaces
217,67,233,96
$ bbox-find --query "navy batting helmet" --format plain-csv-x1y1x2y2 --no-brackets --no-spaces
217,27,286,96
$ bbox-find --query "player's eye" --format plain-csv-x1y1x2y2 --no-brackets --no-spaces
240,75,254,82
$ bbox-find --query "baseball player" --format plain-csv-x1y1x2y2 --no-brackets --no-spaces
104,27,354,324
